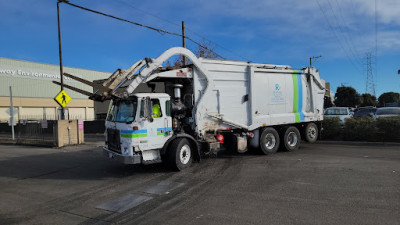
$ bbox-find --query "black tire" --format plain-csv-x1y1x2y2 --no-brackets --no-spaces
304,123,318,143
168,138,193,171
280,126,301,152
259,127,280,155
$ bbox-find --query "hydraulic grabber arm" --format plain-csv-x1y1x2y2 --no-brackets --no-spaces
53,47,212,103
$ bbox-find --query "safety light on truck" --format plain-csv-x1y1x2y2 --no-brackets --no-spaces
216,134,224,144
248,132,254,138
133,126,139,130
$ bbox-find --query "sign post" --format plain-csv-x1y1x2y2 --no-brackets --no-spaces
9,86,15,140
57,0,65,119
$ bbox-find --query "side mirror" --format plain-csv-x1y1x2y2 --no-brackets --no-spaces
143,97,154,123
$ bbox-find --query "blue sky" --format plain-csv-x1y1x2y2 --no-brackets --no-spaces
1,0,399,97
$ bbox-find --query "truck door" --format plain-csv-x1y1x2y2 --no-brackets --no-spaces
140,98,172,150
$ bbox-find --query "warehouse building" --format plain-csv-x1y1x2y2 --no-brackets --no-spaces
0,57,110,122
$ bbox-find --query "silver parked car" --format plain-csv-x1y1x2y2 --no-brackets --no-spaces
374,107,400,118
324,107,353,124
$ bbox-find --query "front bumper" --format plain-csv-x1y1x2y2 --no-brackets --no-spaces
103,146,142,164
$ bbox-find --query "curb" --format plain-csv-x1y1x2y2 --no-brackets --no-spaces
84,141,105,147
316,140,400,147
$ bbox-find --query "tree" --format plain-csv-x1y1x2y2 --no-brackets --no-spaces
378,92,400,107
324,96,333,108
334,85,360,107
360,93,377,107
194,39,221,59
166,39,220,67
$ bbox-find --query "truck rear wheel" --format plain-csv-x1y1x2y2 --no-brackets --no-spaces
168,138,192,171
304,122,318,143
259,128,280,155
281,126,300,151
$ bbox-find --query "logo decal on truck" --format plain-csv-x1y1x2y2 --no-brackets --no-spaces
271,83,284,103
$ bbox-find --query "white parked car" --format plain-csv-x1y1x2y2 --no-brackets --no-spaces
324,107,353,124
374,107,400,118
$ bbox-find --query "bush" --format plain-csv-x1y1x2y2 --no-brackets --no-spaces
321,117,342,140
376,116,400,141
321,116,400,142
343,117,376,141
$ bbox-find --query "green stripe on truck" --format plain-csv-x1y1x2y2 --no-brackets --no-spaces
121,133,148,138
292,71,300,122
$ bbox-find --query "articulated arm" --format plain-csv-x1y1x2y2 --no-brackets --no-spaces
126,47,210,94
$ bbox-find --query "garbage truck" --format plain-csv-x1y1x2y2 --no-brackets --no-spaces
55,47,325,170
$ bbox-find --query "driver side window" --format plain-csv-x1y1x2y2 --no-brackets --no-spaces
140,98,163,118
151,99,163,118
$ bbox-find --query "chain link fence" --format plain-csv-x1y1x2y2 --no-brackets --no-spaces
0,120,57,146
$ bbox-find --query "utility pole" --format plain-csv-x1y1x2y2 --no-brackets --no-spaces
182,21,186,66
365,52,376,96
309,55,322,67
57,0,66,119
9,86,15,140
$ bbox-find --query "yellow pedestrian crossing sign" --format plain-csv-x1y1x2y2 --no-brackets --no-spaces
54,90,71,108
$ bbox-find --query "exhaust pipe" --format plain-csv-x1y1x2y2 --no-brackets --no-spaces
173,84,183,101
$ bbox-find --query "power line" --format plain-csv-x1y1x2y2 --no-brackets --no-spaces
331,0,363,64
184,28,251,61
113,0,251,61
315,0,363,73
326,0,363,66
374,0,378,95
114,0,179,27
60,0,225,59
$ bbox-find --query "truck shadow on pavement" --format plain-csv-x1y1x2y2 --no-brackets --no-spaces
0,145,174,180
0,144,294,181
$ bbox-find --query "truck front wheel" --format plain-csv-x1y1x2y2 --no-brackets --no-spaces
259,128,280,155
168,138,193,171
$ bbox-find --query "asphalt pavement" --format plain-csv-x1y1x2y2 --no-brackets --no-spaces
0,141,399,225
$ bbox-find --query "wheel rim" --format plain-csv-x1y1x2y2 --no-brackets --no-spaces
307,126,317,139
180,144,191,165
287,131,298,147
264,133,276,149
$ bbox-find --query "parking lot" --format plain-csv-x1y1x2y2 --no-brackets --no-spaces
0,141,399,225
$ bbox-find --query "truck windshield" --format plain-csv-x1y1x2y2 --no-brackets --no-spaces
106,98,138,123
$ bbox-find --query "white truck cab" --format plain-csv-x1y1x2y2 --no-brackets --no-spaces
104,93,175,165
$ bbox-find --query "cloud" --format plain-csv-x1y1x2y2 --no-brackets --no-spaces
352,0,400,25
205,0,399,60
2,0,398,68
